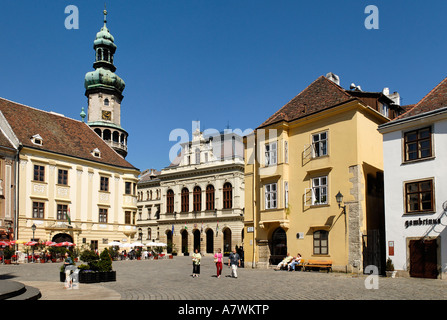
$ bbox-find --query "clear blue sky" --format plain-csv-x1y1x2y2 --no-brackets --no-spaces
0,0,446,172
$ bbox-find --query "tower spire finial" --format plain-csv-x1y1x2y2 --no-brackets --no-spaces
103,3,107,26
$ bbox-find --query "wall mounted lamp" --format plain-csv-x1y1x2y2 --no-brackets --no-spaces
335,191,347,213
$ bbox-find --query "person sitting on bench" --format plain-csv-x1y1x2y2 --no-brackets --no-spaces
275,253,293,270
288,253,302,271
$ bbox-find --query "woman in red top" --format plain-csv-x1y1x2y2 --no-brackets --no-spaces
214,248,223,278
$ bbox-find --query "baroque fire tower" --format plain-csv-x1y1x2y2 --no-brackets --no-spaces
83,9,128,158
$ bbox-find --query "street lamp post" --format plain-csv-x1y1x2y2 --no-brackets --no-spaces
31,224,36,263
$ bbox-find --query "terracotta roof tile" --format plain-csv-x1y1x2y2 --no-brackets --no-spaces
258,76,356,128
396,76,447,120
0,97,137,170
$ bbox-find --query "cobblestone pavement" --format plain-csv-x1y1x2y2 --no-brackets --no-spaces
1,255,446,301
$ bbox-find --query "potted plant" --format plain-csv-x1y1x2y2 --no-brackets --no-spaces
385,257,397,278
135,247,142,260
98,248,116,282
169,243,178,256
3,246,14,264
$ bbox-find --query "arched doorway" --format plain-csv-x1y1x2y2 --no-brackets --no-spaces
181,229,188,254
271,227,287,265
52,233,73,244
193,229,201,253
166,230,173,254
206,229,214,253
223,228,232,255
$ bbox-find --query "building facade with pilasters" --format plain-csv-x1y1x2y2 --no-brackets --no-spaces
138,129,245,256
0,97,139,252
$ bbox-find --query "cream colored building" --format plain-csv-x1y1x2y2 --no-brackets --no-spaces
0,9,140,251
138,129,245,255
136,169,162,242
0,98,139,251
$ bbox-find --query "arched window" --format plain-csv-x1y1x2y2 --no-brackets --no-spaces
94,128,102,137
206,185,215,211
166,189,174,213
96,48,102,61
112,131,119,143
223,182,233,209
193,186,201,212
181,187,189,213
104,98,109,106
313,230,328,255
103,129,111,141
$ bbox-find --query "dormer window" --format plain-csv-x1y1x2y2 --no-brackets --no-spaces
104,98,109,106
92,148,101,158
31,134,43,146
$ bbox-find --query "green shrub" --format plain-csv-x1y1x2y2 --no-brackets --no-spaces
98,248,113,272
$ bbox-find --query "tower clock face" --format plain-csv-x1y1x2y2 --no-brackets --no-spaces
102,110,112,121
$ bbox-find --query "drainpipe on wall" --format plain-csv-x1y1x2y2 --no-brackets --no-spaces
252,134,257,269
13,144,22,241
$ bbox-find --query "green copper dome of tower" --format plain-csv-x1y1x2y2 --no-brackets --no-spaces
84,8,128,158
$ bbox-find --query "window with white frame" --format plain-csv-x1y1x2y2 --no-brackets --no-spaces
265,183,277,209
284,181,289,208
312,132,328,158
312,176,328,205
284,141,288,163
265,142,277,166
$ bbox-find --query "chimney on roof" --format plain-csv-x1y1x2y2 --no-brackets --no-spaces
326,72,340,86
383,87,400,106
350,83,362,92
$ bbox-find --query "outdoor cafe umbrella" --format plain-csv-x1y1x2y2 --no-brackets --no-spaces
145,241,158,246
55,242,75,247
25,241,38,246
131,242,144,247
156,242,167,247
0,240,10,246
119,243,133,248
108,241,121,246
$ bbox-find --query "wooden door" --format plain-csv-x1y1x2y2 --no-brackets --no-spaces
409,239,438,279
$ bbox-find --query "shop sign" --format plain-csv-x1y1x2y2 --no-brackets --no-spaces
404,218,441,229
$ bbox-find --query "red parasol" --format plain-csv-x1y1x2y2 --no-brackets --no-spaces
55,241,75,247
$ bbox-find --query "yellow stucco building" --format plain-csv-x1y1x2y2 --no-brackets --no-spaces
244,73,404,273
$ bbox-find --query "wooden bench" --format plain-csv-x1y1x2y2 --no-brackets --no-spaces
304,259,332,272
292,259,306,271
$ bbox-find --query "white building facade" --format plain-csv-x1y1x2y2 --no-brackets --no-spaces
379,78,447,279
137,129,245,256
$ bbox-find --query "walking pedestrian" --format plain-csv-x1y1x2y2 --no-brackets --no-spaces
192,249,201,278
63,252,74,289
228,248,241,278
214,248,223,278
